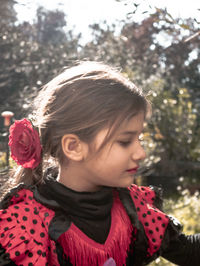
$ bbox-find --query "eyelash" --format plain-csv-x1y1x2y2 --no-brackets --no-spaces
118,135,143,147
118,141,131,147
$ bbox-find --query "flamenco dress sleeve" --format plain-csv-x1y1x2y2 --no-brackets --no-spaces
119,184,199,265
141,185,200,265
159,215,200,265
0,184,59,265
126,185,170,262
149,186,200,265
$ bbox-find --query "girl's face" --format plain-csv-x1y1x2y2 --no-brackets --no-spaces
81,112,146,191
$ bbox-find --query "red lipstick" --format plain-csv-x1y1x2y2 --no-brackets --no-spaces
126,167,138,174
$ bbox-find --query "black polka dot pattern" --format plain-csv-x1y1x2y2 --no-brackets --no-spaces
0,188,59,265
129,184,169,256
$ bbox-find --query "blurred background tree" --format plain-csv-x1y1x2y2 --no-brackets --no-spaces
0,0,200,196
0,1,80,121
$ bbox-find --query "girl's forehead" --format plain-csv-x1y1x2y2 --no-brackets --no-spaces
115,112,145,135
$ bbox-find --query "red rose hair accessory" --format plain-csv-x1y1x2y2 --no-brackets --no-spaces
8,118,42,169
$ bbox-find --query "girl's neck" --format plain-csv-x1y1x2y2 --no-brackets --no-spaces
57,164,102,193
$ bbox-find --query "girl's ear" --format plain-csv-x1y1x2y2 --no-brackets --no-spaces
61,134,88,161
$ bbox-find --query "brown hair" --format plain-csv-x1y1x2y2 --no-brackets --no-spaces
2,61,150,195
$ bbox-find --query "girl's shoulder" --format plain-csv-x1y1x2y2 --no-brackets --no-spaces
118,184,181,259
128,184,163,210
127,184,169,234
0,183,55,222
0,184,58,265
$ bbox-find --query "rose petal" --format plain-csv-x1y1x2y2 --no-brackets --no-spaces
9,118,42,169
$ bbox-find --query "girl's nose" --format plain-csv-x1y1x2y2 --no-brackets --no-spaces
131,142,146,161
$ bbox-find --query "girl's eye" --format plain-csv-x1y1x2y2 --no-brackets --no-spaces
118,140,131,147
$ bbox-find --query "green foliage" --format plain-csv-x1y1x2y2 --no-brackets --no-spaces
147,83,200,187
164,190,200,234
0,3,80,121
0,152,7,169
150,257,174,266
82,9,200,91
148,84,200,161
0,152,17,170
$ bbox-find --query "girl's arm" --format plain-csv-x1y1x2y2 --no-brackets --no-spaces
120,185,200,265
161,224,200,265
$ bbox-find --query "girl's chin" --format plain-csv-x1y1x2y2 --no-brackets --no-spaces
118,177,135,188
125,177,135,187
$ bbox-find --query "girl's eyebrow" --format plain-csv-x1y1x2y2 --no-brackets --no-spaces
119,130,138,136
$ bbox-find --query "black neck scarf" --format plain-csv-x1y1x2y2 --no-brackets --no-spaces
38,177,113,243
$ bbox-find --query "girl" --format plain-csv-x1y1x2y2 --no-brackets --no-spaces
0,61,199,266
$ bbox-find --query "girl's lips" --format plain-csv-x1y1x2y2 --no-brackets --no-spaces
126,167,138,173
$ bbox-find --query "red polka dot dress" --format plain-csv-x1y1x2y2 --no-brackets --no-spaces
0,185,58,266
128,184,169,257
0,180,199,265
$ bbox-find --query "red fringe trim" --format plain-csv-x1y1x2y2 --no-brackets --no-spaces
58,191,133,266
